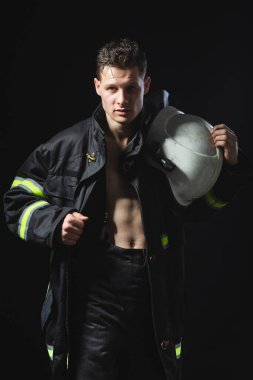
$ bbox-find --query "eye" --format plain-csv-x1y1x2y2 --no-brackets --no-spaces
127,85,138,93
107,86,117,92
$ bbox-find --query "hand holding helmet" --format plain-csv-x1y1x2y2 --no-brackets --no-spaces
211,124,238,165
144,106,238,206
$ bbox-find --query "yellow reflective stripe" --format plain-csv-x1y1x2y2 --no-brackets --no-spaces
175,342,181,359
204,190,227,209
11,176,45,198
18,200,48,240
161,233,169,249
47,345,69,367
47,345,53,360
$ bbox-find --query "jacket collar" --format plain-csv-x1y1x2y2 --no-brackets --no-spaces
80,89,169,182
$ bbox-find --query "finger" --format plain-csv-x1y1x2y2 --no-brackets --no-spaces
211,127,237,147
211,124,237,138
65,214,87,229
61,229,82,244
65,225,83,236
64,231,81,240
62,237,79,246
62,221,82,234
212,133,237,148
71,218,85,230
72,212,89,221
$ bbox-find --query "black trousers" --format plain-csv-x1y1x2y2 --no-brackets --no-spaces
68,243,166,380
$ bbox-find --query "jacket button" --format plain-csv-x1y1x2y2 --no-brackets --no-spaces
160,340,170,351
149,255,155,263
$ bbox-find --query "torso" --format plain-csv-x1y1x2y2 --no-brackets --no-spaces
104,135,146,249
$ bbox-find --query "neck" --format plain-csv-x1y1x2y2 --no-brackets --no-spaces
105,127,133,150
105,112,142,145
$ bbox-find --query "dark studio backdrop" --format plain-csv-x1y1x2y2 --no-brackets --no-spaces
2,2,253,379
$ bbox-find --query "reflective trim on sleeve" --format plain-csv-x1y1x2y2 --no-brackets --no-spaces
47,345,69,367
47,344,54,361
11,176,45,199
46,281,51,295
204,190,227,209
18,200,49,240
161,233,169,250
175,341,181,359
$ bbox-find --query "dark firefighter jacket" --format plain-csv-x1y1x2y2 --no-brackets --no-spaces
3,90,253,380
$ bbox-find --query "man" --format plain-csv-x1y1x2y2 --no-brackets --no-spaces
3,38,253,380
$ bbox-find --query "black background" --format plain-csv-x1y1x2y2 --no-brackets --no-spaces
2,2,253,379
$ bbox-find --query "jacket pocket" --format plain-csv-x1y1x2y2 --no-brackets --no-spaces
45,175,77,203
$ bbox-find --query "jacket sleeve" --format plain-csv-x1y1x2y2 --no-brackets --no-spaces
3,143,76,249
183,148,253,222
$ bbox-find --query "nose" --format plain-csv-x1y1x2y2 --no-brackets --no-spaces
117,90,128,106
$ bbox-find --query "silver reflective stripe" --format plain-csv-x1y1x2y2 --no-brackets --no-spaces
46,281,51,295
175,341,181,359
11,176,45,198
18,200,48,240
204,190,227,209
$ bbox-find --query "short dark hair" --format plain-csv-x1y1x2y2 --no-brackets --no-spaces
96,38,147,79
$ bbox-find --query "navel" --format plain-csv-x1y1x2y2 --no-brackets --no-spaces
129,239,136,248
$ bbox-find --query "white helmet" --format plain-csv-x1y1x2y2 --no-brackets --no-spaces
144,106,223,206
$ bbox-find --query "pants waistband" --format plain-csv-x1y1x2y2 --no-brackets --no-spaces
104,243,147,264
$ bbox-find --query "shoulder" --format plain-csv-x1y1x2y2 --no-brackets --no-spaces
47,118,92,145
144,89,170,113
40,117,93,156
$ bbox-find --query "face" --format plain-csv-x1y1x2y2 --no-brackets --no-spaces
94,66,151,129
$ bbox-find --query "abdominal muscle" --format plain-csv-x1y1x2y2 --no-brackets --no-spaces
105,136,146,249
106,147,145,249
105,195,146,249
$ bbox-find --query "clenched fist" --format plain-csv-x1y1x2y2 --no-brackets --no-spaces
61,211,89,246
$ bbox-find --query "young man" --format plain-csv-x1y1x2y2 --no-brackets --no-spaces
3,38,253,380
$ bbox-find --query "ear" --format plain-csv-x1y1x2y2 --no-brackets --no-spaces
144,76,151,95
94,78,101,96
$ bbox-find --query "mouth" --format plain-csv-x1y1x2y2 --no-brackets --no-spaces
115,108,130,115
